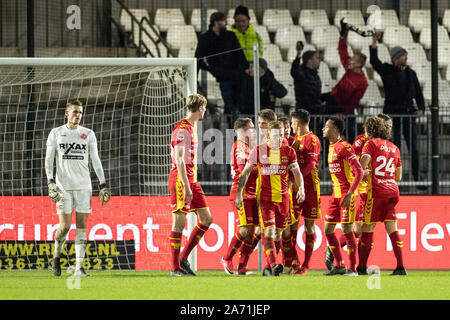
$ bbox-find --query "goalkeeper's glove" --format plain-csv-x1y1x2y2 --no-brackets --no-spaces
48,180,63,203
98,183,111,206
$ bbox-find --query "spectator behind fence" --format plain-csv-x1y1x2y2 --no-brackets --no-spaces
237,58,287,115
290,43,323,115
370,32,426,189
322,19,368,142
230,5,263,62
195,12,249,115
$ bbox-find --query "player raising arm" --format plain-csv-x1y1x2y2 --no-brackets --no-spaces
235,121,305,276
357,115,406,276
45,100,111,277
168,94,213,277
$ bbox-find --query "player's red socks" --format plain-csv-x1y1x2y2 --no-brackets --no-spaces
262,237,276,268
339,233,347,248
358,231,374,269
251,233,261,251
344,232,357,272
326,233,345,267
224,233,243,261
275,239,282,256
281,235,293,267
169,231,182,271
339,231,360,248
237,240,253,272
181,223,209,261
303,233,316,269
389,231,404,268
291,233,300,268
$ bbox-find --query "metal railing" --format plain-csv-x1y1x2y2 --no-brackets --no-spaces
112,0,174,58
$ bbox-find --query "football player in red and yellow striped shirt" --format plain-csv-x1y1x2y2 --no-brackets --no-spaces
358,115,406,275
222,117,258,275
168,94,213,276
235,121,305,276
322,116,363,276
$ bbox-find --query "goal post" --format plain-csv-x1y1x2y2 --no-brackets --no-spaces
0,57,199,272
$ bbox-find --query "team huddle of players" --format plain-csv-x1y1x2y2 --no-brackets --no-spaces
168,94,406,277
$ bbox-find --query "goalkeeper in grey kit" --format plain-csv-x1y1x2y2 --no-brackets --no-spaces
45,100,111,277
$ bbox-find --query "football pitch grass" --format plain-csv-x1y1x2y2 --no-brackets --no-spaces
0,269,449,300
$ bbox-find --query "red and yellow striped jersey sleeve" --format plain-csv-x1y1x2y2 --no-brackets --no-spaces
328,139,358,198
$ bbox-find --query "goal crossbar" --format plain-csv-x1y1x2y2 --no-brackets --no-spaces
0,57,197,95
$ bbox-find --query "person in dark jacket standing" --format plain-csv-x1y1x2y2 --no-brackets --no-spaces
195,12,249,115
237,58,287,115
290,42,322,115
370,32,426,189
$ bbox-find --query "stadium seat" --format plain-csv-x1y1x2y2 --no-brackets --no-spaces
177,45,196,58
443,9,450,32
279,80,296,106
198,71,224,106
191,8,218,32
382,25,415,49
166,25,197,50
423,79,450,108
262,9,293,33
253,25,271,46
438,44,450,68
271,61,292,82
154,8,186,32
132,24,160,46
286,43,316,62
414,63,433,87
323,45,354,69
360,80,384,109
347,25,375,51
310,25,340,51
403,43,429,68
334,10,365,29
419,26,450,50
318,64,333,83
227,8,258,26
132,25,169,57
274,25,306,52
206,80,224,107
120,9,150,33
408,10,431,34
366,9,399,32
321,80,336,94
299,9,330,33
263,44,283,65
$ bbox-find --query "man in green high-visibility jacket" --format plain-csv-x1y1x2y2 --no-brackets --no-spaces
230,5,263,62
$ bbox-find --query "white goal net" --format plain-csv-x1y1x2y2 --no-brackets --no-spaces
0,58,196,271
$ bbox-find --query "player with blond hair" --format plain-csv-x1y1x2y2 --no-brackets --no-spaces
168,94,213,276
